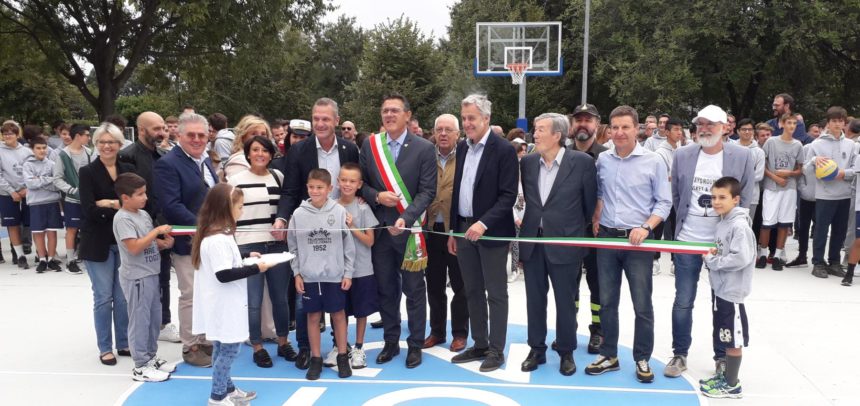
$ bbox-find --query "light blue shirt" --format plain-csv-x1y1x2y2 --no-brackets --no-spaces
597,143,671,229
387,129,407,162
458,129,491,218
316,136,341,199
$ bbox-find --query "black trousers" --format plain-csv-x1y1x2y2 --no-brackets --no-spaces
575,225,601,327
425,222,469,340
372,231,427,349
524,243,582,353
158,249,172,324
797,199,816,258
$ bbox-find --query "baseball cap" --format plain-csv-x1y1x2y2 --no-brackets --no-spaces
572,103,600,119
692,105,728,124
289,119,311,136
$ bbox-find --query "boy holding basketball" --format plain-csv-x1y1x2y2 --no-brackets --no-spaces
756,113,803,271
804,106,856,279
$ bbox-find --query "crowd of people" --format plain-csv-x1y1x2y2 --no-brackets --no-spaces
3,91,859,405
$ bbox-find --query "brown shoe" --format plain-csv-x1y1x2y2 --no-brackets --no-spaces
183,348,212,367
423,335,446,349
449,336,467,352
199,343,214,356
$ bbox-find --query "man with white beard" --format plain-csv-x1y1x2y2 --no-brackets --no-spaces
663,105,755,379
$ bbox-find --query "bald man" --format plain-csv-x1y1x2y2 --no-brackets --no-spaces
119,112,180,343
342,121,357,143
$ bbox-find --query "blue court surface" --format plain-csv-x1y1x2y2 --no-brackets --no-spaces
122,322,705,406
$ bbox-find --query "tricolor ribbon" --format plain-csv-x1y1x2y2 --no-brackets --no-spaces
168,225,714,255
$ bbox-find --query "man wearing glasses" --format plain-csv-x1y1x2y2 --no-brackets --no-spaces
341,121,357,143
153,112,219,368
664,105,755,380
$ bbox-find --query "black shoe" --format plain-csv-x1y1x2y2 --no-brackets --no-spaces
47,259,63,272
370,320,384,329
295,348,311,370
375,341,400,364
253,348,273,368
520,350,546,372
785,256,807,267
405,347,422,369
560,352,577,376
587,324,603,354
772,257,784,271
550,340,557,351
306,356,322,380
811,264,829,278
755,255,767,269
451,346,487,364
479,350,505,372
36,260,47,273
117,349,132,357
66,260,83,275
17,256,29,270
278,342,298,361
828,263,846,278
842,269,854,286
336,353,352,378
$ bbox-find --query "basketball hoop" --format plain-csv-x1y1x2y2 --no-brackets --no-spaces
506,63,529,85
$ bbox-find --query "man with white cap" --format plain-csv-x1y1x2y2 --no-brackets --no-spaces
664,105,755,379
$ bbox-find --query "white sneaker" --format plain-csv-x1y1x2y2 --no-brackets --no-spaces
207,397,237,406
507,270,518,283
350,347,367,369
652,259,661,275
132,364,170,382
323,347,338,367
229,386,257,402
148,356,177,373
158,323,181,343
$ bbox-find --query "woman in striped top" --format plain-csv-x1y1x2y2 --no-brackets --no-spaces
227,135,296,368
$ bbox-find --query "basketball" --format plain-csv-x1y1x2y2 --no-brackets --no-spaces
816,158,839,181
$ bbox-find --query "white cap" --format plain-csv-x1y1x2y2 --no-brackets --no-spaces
289,119,311,135
692,105,728,124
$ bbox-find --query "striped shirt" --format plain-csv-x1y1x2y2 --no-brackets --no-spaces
228,169,283,246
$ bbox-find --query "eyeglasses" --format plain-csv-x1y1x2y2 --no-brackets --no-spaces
381,108,404,115
1,133,16,137
183,133,208,140
97,140,119,146
342,127,354,131
434,128,457,134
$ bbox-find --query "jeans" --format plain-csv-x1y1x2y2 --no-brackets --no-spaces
797,199,816,258
210,341,240,400
595,228,654,361
240,241,291,345
812,199,850,265
85,245,129,354
671,253,703,357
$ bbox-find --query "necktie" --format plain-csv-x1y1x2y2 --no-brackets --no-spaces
389,140,398,161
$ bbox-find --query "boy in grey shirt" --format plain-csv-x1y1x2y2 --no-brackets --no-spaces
112,173,175,382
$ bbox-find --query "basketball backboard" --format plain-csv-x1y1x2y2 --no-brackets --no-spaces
475,22,563,77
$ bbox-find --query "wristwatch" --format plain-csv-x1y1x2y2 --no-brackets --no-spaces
639,223,652,232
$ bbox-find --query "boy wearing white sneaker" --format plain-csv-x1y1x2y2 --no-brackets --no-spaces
337,163,379,369
112,173,176,382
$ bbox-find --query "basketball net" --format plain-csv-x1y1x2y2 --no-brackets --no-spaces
506,63,529,85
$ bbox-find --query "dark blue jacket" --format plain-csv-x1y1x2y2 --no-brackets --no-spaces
153,146,218,255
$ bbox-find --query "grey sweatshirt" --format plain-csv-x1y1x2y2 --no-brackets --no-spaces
23,156,60,205
288,198,355,282
804,131,856,200
798,144,817,201
0,143,34,195
52,145,93,204
704,207,755,303
643,132,667,152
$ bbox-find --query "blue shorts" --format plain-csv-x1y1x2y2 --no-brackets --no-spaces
301,281,347,314
855,211,860,238
0,195,29,227
29,202,63,232
63,201,83,228
346,275,379,318
712,291,749,351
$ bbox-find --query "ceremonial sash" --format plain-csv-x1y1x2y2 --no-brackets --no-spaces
368,132,428,271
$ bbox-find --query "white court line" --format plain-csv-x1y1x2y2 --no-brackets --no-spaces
113,382,143,406
0,369,698,395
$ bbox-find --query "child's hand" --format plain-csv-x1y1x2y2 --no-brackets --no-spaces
156,225,172,235
295,275,305,294
249,252,262,258
156,234,175,250
341,278,352,291
345,213,353,228
257,262,270,273
709,248,718,255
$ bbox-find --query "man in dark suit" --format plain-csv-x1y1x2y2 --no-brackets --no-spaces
360,94,436,368
153,112,219,367
272,98,360,368
518,113,597,376
448,94,518,372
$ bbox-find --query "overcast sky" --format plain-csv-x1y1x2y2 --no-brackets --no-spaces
324,0,458,40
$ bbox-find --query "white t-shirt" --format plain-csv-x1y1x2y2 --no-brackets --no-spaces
678,150,723,243
192,233,249,343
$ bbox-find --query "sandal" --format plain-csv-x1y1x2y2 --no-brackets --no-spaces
117,348,132,357
100,352,117,366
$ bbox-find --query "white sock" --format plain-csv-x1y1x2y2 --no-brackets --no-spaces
775,249,785,260
13,245,23,256
758,246,768,257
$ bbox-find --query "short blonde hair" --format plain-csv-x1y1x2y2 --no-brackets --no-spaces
232,115,271,153
93,122,125,144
